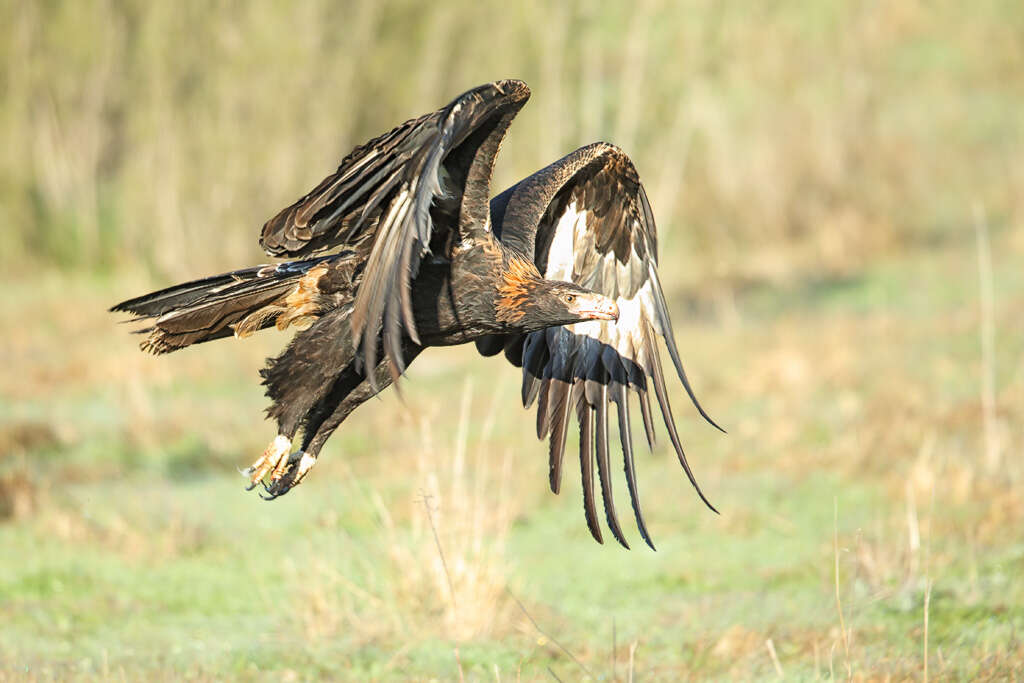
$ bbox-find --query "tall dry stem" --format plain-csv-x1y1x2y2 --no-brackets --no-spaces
833,498,852,680
973,202,1000,471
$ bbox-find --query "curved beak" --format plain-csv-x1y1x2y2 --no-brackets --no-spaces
576,294,619,322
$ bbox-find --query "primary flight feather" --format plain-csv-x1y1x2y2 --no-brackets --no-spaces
112,80,722,549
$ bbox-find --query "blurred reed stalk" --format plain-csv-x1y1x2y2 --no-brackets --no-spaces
2,0,1021,288
973,203,1000,472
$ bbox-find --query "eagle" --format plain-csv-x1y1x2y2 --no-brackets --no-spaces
113,80,723,549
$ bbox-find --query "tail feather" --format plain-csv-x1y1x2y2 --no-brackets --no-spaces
112,256,336,354
112,268,265,318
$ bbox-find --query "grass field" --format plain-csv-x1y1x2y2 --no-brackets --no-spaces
3,0,1024,679
3,229,1023,679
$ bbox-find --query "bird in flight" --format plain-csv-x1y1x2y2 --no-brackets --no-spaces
113,80,723,549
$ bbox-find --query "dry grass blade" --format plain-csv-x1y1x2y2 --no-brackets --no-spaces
507,588,593,679
974,202,1001,471
923,578,933,683
422,492,464,683
423,492,458,612
611,617,617,682
765,638,784,678
833,498,852,680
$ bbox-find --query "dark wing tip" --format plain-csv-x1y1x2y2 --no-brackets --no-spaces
676,439,720,515
702,495,721,515
613,385,656,550
647,329,720,516
691,394,727,434
682,376,727,434
675,447,720,515
655,301,727,436
450,80,531,118
492,79,530,100
692,397,727,434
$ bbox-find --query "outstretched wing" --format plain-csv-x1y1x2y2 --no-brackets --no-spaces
261,80,530,381
481,142,723,550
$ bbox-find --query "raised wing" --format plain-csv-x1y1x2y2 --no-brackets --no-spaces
482,142,723,550
261,80,530,380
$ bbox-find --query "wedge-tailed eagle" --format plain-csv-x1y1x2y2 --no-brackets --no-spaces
113,80,723,549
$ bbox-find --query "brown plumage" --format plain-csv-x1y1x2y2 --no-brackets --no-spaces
495,256,544,324
112,80,722,549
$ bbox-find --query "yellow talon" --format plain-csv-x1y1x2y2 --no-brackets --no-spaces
246,434,292,487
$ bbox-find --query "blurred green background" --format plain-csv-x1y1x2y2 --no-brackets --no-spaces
2,0,1023,679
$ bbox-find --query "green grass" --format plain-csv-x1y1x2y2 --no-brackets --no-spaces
3,231,1024,680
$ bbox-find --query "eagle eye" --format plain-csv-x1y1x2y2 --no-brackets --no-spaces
564,293,576,304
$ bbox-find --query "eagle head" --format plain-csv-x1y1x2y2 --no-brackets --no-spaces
496,257,619,330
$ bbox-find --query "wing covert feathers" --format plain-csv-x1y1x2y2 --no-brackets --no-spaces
260,80,530,386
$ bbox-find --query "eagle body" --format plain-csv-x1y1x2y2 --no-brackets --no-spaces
113,80,721,549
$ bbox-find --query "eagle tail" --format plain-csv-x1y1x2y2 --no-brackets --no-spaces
112,256,335,354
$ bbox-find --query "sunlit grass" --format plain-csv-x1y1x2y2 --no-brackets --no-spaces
3,229,1023,678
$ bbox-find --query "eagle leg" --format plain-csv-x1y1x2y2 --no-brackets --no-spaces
254,341,423,501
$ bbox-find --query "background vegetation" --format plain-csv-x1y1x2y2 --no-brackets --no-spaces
2,0,1023,679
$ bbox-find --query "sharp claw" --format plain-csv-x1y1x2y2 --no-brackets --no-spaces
260,478,290,500
243,436,318,500
259,483,291,501
258,451,317,501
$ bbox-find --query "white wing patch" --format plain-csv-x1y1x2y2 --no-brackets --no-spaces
564,280,654,359
545,204,656,359
545,201,582,281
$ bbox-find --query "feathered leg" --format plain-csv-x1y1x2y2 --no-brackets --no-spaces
244,307,357,489
260,341,422,499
